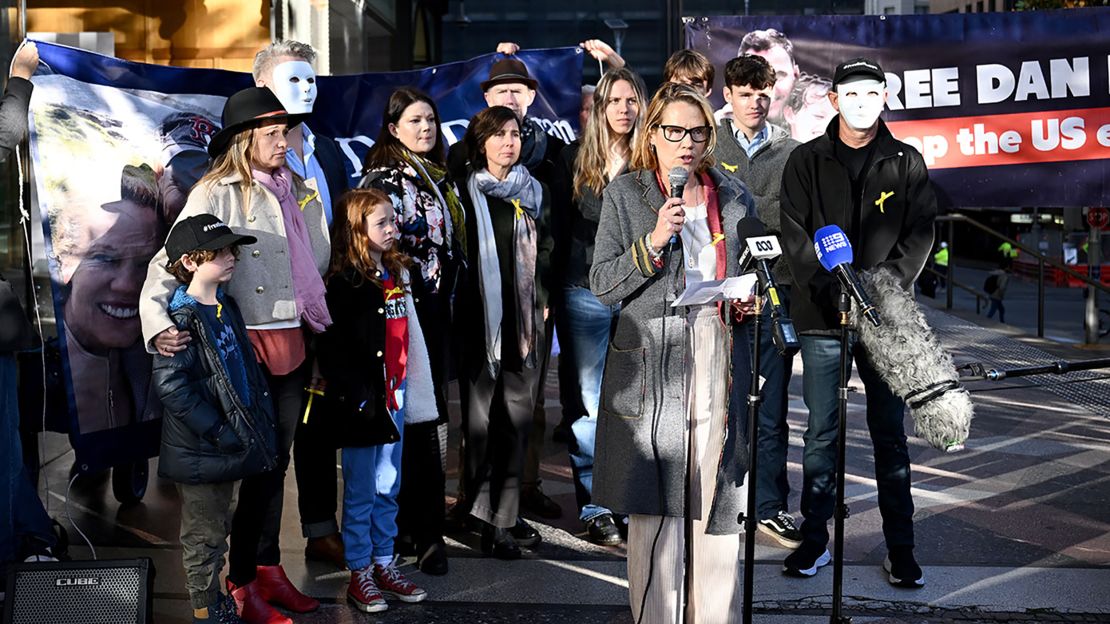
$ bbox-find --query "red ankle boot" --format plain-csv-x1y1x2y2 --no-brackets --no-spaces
255,565,320,613
228,579,292,624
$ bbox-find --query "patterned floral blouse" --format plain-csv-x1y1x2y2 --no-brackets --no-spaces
360,161,456,295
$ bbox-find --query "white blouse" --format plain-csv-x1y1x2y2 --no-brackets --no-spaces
679,202,718,287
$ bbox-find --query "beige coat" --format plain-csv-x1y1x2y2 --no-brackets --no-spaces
139,171,330,352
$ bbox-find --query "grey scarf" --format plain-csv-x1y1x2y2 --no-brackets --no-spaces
468,166,543,376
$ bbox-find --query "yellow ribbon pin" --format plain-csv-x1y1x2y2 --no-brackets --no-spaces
720,162,738,173
298,190,320,212
710,232,726,246
511,198,523,219
875,191,894,214
384,286,403,299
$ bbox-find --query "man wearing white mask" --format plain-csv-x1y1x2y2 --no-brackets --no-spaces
253,41,350,228
252,41,352,571
779,57,936,587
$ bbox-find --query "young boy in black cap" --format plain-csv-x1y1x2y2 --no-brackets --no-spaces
152,214,280,624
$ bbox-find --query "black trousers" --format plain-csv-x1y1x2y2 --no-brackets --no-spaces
395,420,446,549
293,396,339,538
460,362,541,528
396,292,450,549
521,315,555,489
227,360,307,585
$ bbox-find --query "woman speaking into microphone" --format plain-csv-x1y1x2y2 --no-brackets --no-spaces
589,82,756,623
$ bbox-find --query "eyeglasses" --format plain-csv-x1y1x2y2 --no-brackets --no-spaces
657,124,710,143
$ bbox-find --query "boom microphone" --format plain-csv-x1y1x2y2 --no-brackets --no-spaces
736,217,798,356
813,225,881,327
854,267,973,452
667,167,688,245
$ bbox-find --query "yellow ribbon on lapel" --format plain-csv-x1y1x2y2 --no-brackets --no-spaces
710,232,726,246
720,162,738,173
511,198,523,219
298,189,320,212
875,191,894,214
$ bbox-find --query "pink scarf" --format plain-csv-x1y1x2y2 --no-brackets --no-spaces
252,166,332,333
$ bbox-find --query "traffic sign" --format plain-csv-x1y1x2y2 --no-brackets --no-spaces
1088,207,1109,231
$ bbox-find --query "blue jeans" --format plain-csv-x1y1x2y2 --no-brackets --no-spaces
556,286,618,522
987,297,1005,323
341,406,405,570
2,355,54,566
730,285,795,520
798,335,915,550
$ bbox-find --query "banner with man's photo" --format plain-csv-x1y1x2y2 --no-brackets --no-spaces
685,8,1110,208
27,41,582,473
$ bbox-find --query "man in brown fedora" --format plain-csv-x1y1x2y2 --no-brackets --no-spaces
449,56,565,185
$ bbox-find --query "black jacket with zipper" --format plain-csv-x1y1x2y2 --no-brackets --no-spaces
153,288,279,484
780,117,937,333
315,266,414,447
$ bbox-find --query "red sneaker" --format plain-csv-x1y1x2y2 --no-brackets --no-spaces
347,566,388,613
372,557,427,603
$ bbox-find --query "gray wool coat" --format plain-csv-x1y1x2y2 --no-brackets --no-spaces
589,167,756,534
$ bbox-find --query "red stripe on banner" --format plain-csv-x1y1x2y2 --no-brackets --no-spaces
886,107,1110,170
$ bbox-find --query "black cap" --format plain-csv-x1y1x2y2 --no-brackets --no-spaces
208,87,309,158
832,57,886,88
165,214,257,261
480,58,538,92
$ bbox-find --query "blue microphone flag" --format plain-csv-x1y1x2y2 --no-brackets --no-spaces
814,225,853,272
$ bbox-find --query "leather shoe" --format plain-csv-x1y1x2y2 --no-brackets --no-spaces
479,523,521,560
586,513,622,546
228,579,291,624
509,517,541,548
304,533,347,570
417,541,449,576
254,565,319,613
520,485,562,519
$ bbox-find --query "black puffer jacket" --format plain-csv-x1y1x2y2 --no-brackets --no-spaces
780,117,937,333
153,287,279,484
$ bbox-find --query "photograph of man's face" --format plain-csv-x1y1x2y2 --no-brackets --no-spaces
62,196,160,354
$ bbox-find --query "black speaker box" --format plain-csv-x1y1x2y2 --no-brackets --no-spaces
3,558,154,624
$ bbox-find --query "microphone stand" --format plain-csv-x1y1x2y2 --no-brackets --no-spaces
830,288,854,624
684,385,695,624
741,294,763,624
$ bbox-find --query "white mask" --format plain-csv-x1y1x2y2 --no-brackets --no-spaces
270,60,317,115
835,79,885,131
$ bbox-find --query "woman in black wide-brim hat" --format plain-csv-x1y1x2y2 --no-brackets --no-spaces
140,86,330,624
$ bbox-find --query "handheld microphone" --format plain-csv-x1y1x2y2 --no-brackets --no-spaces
813,225,881,327
736,217,799,356
667,167,688,245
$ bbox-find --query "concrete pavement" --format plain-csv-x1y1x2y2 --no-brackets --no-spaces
16,304,1110,623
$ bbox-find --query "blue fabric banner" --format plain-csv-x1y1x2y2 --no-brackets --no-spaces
27,42,582,473
686,9,1110,207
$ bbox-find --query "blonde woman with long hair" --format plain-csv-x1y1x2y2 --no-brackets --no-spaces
550,67,646,546
140,87,328,624
589,83,757,623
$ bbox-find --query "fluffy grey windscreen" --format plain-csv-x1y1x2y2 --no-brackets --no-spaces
853,267,972,452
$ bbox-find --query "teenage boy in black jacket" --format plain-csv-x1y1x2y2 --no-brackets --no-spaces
152,215,278,624
779,58,936,587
